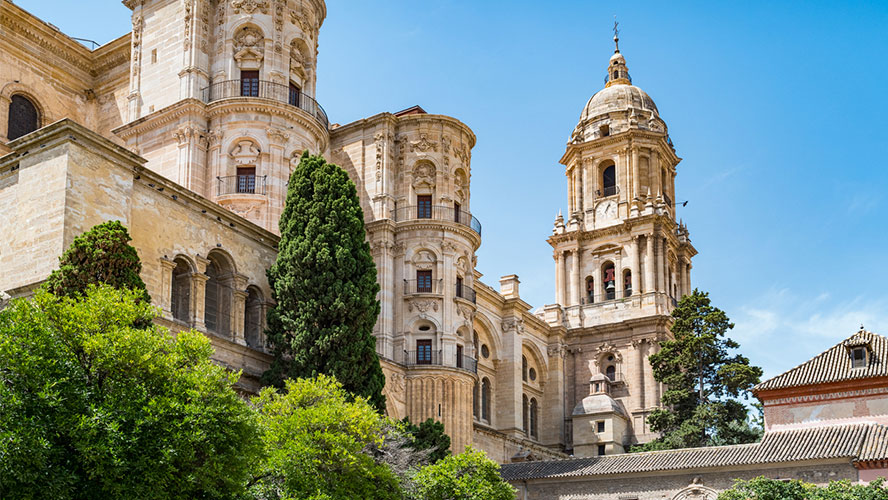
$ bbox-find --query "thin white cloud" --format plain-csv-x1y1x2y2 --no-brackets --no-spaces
730,287,888,381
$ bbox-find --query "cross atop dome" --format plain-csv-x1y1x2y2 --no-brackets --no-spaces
605,20,631,87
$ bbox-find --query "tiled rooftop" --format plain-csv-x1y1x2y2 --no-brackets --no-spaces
500,423,888,481
754,329,888,392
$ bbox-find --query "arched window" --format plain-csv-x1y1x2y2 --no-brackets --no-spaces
522,355,528,382
530,398,538,439
204,256,232,337
602,165,616,196
481,377,491,422
7,95,39,140
623,270,632,297
612,70,618,81
606,364,616,381
205,261,220,332
473,381,479,420
603,263,616,301
244,287,263,348
522,394,529,433
585,276,594,304
170,258,192,322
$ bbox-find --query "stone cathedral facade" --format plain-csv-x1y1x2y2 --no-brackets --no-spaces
0,0,693,462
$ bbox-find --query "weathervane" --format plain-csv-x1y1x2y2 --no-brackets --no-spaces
613,16,620,53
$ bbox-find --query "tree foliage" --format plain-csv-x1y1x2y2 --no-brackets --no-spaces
249,375,402,500
407,448,517,500
43,220,149,302
0,286,260,499
263,152,386,410
639,289,763,450
718,477,888,500
402,417,452,463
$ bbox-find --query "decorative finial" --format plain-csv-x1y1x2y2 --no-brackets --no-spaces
613,16,620,53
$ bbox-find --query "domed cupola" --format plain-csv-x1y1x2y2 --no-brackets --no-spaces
570,28,667,144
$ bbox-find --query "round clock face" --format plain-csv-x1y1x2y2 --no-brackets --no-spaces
596,200,617,220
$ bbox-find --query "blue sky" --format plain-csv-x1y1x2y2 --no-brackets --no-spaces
17,1,888,383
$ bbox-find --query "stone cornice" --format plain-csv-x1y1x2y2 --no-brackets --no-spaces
559,129,680,167
113,99,208,139
472,424,567,459
394,220,482,250
333,111,476,149
757,376,888,403
206,98,330,150
547,213,677,247
1,118,145,171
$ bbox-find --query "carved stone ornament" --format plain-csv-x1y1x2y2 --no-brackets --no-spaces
547,344,565,358
407,299,438,316
230,140,261,164
266,127,289,144
225,202,262,218
410,133,438,152
231,0,269,14
234,27,263,51
412,161,436,191
501,318,524,334
412,250,436,270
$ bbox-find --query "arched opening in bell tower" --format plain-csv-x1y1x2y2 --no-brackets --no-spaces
601,164,617,197
602,262,616,300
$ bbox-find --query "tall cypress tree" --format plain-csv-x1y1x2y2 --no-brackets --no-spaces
263,152,386,411
43,220,150,302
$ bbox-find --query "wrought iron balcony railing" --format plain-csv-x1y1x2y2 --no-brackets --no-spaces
217,174,267,196
403,279,443,295
200,80,330,130
403,350,477,373
455,282,477,304
391,205,482,236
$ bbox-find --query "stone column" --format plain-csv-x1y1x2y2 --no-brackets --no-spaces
631,339,646,410
660,238,668,296
570,248,580,306
127,9,144,121
566,169,574,213
614,248,623,299
645,235,654,293
631,237,641,296
631,148,640,201
643,339,658,409
653,151,662,197
190,274,209,331
591,255,601,303
685,262,693,296
232,273,249,345
158,257,176,318
555,251,564,305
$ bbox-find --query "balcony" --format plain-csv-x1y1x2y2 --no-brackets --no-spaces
217,174,266,196
392,205,482,236
200,80,330,130
403,349,477,373
404,279,443,295
455,282,477,304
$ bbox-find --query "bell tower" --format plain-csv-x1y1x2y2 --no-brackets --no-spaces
551,28,697,454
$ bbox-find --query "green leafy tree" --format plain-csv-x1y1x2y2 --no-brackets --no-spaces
263,152,386,410
718,477,888,500
639,289,763,450
43,220,149,302
0,286,261,499
407,448,517,500
249,374,402,500
401,417,452,463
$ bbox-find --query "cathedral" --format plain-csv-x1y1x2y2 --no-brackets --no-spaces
0,0,693,462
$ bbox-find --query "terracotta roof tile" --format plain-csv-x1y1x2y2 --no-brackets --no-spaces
754,330,888,392
500,423,888,481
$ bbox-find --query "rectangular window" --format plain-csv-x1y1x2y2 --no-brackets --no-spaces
456,276,463,299
851,347,867,368
288,82,301,107
236,166,256,194
240,70,259,97
417,195,432,219
454,201,461,223
598,445,606,456
456,345,463,368
597,421,605,433
416,270,432,293
417,339,432,365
